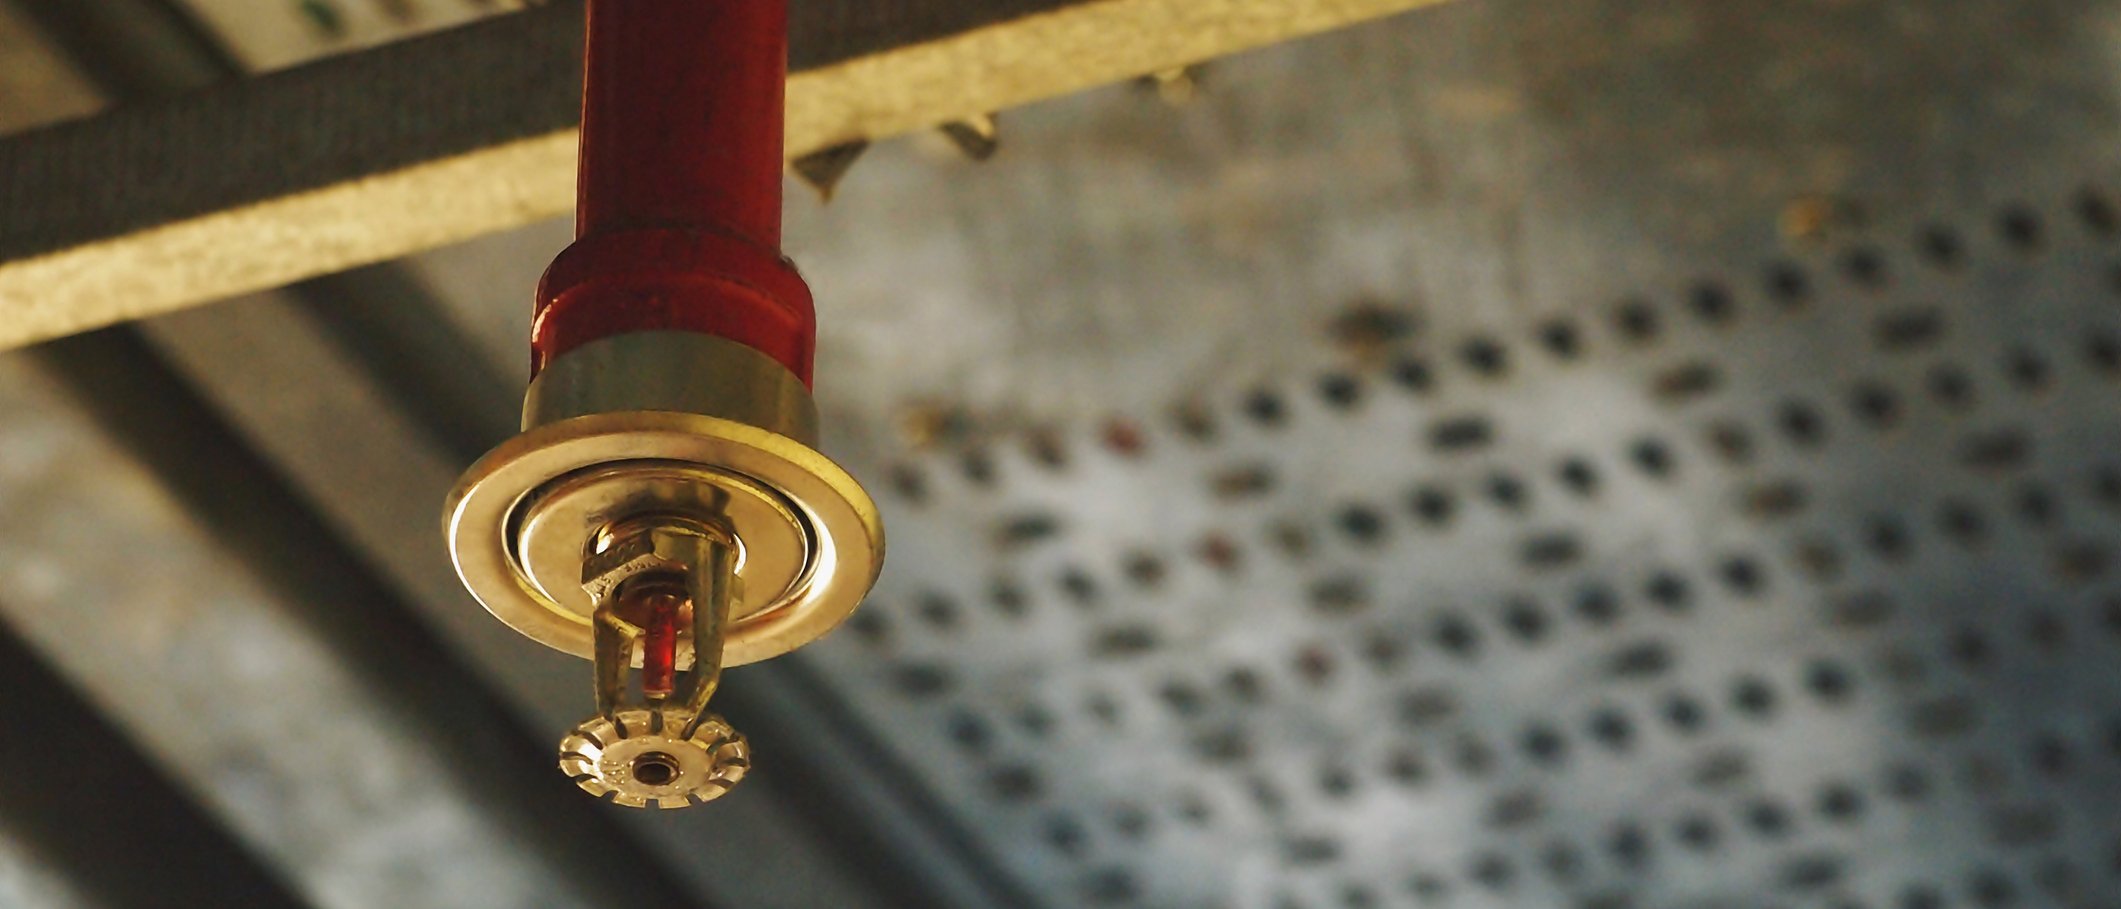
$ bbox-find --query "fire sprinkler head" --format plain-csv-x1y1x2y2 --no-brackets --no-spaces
445,332,884,805
443,0,883,806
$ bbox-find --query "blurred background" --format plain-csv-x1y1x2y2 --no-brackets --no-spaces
3,0,2121,908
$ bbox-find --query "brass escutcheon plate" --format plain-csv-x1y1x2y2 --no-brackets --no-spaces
446,410,884,667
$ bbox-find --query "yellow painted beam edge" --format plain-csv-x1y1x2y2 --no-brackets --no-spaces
0,0,1447,351
0,133,580,351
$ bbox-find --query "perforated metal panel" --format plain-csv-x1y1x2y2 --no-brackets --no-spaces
811,187,2121,909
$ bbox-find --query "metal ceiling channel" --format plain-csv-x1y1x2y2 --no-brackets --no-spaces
0,346,623,909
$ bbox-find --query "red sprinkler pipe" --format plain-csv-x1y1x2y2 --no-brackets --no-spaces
531,0,817,386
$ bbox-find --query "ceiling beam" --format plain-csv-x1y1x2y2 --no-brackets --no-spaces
0,0,1444,351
